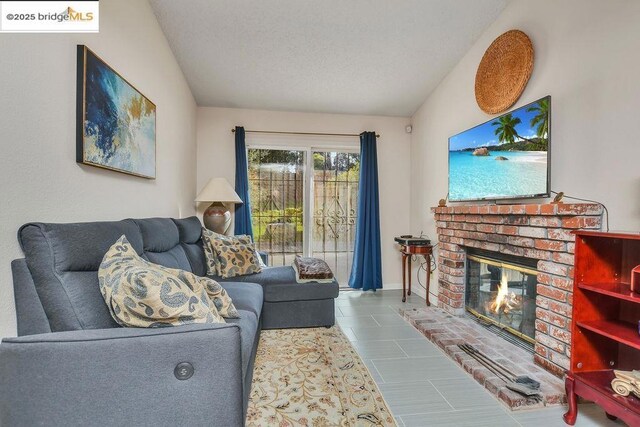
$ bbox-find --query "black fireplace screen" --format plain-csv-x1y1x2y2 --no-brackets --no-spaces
465,253,537,344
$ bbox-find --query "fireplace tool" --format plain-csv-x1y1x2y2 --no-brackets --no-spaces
461,344,541,389
457,344,542,399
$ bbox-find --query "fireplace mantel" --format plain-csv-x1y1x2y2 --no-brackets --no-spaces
432,202,603,376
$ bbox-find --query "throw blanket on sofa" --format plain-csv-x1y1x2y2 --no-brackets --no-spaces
293,256,334,283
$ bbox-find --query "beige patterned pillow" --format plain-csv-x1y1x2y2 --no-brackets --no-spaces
99,236,226,327
212,239,262,278
201,228,252,276
155,265,239,319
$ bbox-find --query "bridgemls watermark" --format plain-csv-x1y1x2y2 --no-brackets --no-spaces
0,1,99,33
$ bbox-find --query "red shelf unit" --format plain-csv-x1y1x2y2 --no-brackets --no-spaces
564,231,640,426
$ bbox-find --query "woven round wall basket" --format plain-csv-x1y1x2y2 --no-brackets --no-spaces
475,29,534,114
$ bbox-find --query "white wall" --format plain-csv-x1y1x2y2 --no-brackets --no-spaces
0,0,198,338
410,0,640,298
197,107,412,288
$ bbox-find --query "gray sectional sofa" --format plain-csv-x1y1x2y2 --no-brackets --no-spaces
0,216,339,426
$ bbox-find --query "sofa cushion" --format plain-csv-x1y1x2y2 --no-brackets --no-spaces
221,282,263,318
214,266,339,302
225,309,259,381
99,236,225,327
172,217,207,277
18,220,143,331
134,218,192,271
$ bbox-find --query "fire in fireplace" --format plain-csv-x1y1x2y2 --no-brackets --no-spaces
465,249,538,349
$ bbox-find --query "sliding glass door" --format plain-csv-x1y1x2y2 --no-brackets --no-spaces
247,147,360,284
248,149,305,267
311,151,360,284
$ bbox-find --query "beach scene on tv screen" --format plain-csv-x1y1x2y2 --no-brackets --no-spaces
449,97,549,201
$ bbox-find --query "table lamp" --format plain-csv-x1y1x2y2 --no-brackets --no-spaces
195,178,242,234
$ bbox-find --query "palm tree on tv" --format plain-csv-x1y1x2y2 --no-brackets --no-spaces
526,98,549,139
492,114,521,144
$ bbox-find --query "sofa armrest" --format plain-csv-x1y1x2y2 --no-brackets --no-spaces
0,323,244,427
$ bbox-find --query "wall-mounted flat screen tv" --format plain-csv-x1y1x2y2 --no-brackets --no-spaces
448,96,550,202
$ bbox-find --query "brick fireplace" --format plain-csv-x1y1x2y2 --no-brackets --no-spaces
432,203,603,377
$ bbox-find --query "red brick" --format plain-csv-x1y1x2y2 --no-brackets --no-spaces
557,203,603,216
534,354,565,378
489,205,500,214
466,215,482,223
439,273,464,285
477,224,496,233
479,242,501,252
551,276,573,291
522,248,550,260
536,296,549,310
498,205,512,214
538,261,568,276
506,236,535,247
537,333,565,353
537,284,567,302
538,273,552,285
500,245,525,256
540,204,557,215
519,227,547,238
552,252,575,265
442,259,464,269
536,308,567,328
567,242,575,254
469,206,480,214
548,299,573,318
534,240,566,252
550,326,571,344
478,205,490,214
439,243,461,252
505,216,529,225
548,351,570,370
482,215,504,224
511,205,526,214
496,225,518,235
486,234,508,244
534,344,548,358
440,228,456,236
547,228,575,241
452,214,466,222
535,320,549,334
448,252,465,261
561,216,601,229
462,222,477,231
525,204,540,215
530,216,562,227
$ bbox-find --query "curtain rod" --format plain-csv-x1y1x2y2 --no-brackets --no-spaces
231,129,380,138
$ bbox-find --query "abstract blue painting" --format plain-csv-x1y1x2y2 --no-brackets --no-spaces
77,45,156,178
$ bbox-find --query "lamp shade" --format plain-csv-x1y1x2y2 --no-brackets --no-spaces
195,178,243,204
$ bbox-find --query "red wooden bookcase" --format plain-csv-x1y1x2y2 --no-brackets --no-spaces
564,231,640,425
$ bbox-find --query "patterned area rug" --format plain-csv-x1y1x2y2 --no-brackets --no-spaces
247,326,396,427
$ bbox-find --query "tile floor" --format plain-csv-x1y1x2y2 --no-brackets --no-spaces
336,289,623,427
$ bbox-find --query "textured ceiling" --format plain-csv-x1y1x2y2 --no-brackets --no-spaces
150,0,508,117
